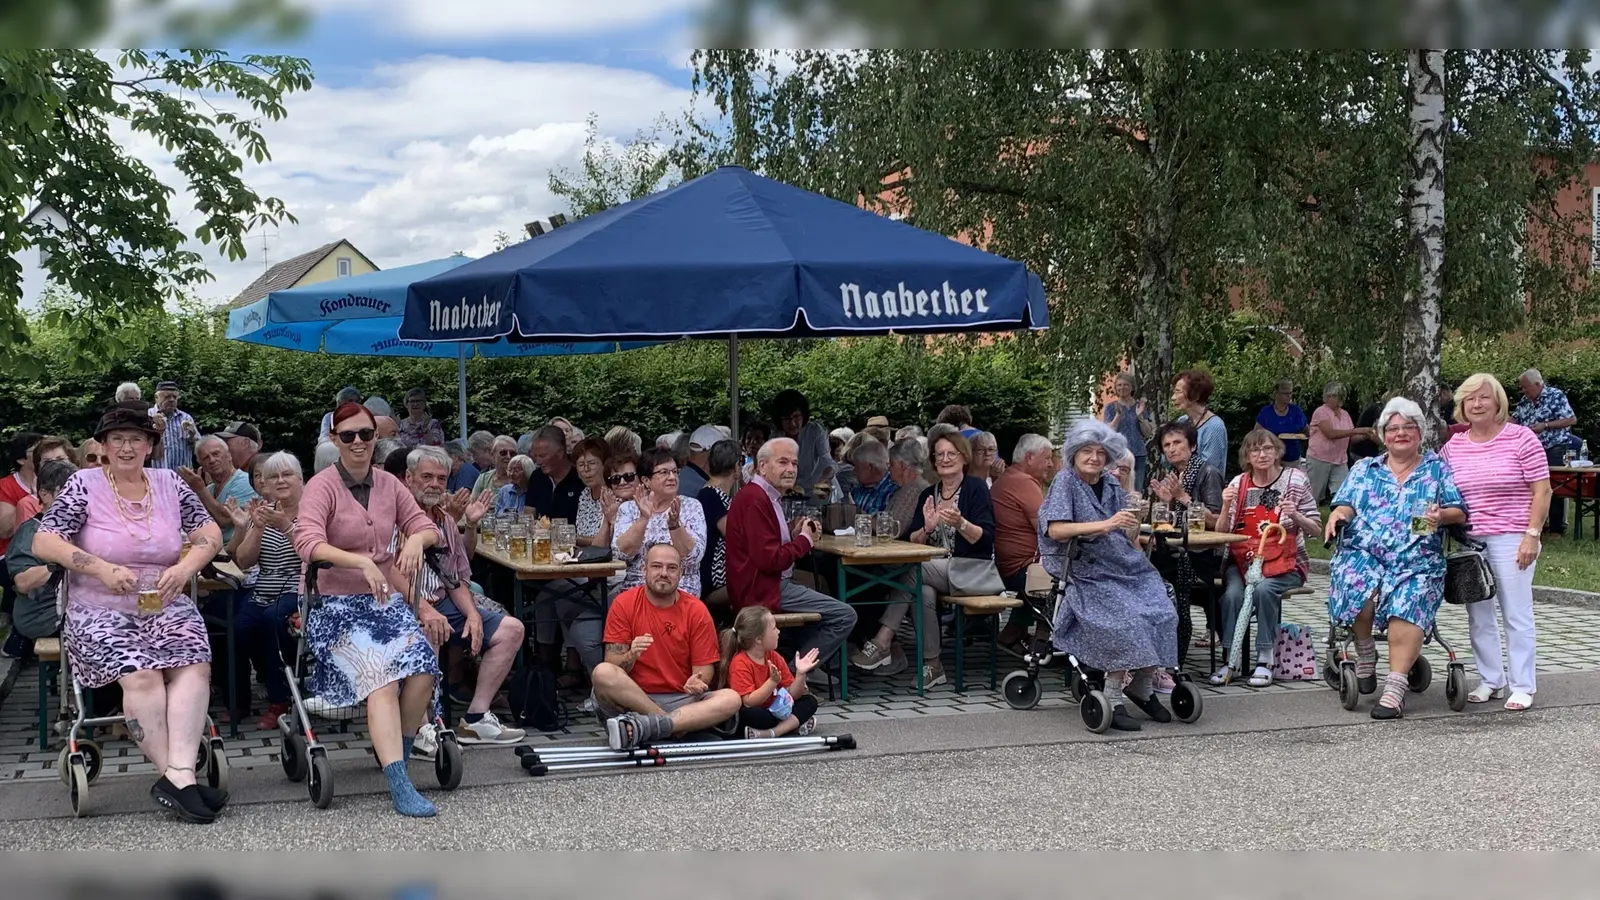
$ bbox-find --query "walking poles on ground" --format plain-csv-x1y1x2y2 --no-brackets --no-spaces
515,733,858,776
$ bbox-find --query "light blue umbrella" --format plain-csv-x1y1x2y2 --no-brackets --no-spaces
227,257,652,438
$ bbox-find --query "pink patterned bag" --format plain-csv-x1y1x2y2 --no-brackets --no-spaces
1272,623,1318,681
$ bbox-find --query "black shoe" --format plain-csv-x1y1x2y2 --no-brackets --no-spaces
1358,674,1377,695
1109,705,1143,731
1128,692,1172,723
1370,702,1403,720
194,783,229,813
151,777,216,824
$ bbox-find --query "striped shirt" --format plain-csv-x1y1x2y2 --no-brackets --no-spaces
151,408,197,470
252,517,301,606
1440,424,1549,537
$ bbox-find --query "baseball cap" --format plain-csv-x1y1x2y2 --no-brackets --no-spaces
216,421,262,444
865,415,890,428
689,425,725,452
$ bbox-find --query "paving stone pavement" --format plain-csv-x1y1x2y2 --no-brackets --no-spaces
3,571,1595,785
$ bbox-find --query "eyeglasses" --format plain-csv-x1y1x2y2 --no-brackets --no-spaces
1248,446,1279,455
606,472,639,486
933,451,962,461
264,471,301,481
1382,424,1420,435
652,467,678,479
106,435,148,448
336,428,376,444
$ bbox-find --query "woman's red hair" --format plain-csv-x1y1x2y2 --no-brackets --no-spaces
330,402,376,432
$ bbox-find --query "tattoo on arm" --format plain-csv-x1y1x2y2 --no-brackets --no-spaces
68,551,98,572
606,643,633,668
126,718,145,743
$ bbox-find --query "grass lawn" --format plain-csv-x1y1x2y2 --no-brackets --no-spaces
1303,506,1600,593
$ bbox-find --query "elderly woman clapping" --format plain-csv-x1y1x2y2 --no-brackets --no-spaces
1039,418,1178,731
494,454,535,516
31,405,227,822
1441,374,1552,711
1324,398,1467,720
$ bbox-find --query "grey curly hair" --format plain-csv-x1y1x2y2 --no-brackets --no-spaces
1060,417,1129,470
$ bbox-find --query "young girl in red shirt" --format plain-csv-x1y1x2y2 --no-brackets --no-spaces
718,606,821,738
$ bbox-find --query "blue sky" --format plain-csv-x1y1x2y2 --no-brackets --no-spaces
21,1,714,308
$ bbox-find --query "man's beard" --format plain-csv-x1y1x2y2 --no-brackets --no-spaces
418,490,444,509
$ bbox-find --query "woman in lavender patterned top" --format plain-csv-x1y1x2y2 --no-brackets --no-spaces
613,446,706,596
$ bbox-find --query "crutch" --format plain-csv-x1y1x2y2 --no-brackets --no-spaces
522,735,857,776
517,733,854,765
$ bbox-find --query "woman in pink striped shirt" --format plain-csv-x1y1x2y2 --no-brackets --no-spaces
1440,373,1552,712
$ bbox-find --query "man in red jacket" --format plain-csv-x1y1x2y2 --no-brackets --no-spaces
724,438,857,663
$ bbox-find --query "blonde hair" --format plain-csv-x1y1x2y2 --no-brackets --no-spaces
1453,373,1509,425
1237,427,1285,471
715,606,774,691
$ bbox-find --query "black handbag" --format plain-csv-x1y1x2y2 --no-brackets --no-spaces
1443,529,1496,606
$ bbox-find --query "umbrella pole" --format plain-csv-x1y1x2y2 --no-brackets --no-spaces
728,333,740,440
457,344,469,441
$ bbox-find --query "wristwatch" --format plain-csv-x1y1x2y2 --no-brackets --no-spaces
1524,528,1542,539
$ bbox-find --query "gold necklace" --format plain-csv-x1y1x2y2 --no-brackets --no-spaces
105,468,154,539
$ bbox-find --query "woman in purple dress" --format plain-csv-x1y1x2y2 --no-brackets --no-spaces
1038,418,1178,732
32,403,227,823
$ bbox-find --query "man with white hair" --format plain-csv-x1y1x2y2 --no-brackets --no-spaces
725,437,858,663
990,434,1055,651
178,434,257,544
400,446,524,748
848,437,897,514
114,381,142,403
1513,369,1579,534
317,386,363,444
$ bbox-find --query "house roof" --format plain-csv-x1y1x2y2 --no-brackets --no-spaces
228,239,379,308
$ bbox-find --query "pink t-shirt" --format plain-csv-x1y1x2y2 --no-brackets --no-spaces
1307,405,1353,464
1440,423,1549,537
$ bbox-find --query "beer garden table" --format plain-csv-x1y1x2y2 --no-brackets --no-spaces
811,534,949,699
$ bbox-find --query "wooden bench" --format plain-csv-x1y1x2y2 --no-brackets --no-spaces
772,612,822,629
33,637,62,747
939,593,1023,692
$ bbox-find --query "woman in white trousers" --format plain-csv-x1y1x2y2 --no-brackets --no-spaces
1440,373,1552,712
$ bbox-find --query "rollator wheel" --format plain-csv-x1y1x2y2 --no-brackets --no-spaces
1446,663,1467,712
307,750,334,809
1338,662,1360,711
1080,690,1112,734
194,742,209,775
206,739,230,793
1067,669,1087,704
280,727,308,782
1002,670,1041,710
436,733,464,791
1322,648,1342,690
1170,680,1203,724
79,740,103,784
1408,656,1432,693
68,756,90,818
57,746,72,787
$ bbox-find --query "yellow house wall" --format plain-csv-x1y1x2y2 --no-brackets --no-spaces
296,242,376,286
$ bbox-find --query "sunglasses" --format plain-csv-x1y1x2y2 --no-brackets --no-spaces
336,428,376,444
606,472,639,486
83,454,103,465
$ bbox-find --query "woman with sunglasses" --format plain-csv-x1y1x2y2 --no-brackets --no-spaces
1323,398,1466,720
470,435,518,498
613,446,706,597
77,438,107,469
293,402,442,817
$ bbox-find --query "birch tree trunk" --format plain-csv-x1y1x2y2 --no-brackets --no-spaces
1402,49,1446,444
1133,50,1180,425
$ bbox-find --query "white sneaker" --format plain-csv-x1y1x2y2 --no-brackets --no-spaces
456,711,526,745
412,723,439,760
303,695,357,719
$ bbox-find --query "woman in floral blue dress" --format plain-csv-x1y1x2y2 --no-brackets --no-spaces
1323,398,1466,720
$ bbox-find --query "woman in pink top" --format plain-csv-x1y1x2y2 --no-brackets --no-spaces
1441,373,1551,712
33,405,226,823
1306,382,1370,505
293,402,441,817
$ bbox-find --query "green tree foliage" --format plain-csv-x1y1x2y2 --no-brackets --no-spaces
0,49,312,364
547,114,675,219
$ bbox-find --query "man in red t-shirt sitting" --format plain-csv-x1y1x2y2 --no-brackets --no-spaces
593,542,741,750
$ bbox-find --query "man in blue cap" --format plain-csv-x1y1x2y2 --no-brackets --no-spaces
149,380,198,470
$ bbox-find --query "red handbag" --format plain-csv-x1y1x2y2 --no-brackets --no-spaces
1228,476,1297,579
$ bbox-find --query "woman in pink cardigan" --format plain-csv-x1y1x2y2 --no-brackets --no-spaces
294,402,441,817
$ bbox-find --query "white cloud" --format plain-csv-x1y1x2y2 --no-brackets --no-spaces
318,0,705,38
19,56,693,307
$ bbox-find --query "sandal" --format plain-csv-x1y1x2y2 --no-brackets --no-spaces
1468,684,1504,704
744,726,775,739
1247,666,1273,688
1505,691,1533,711
1208,666,1232,686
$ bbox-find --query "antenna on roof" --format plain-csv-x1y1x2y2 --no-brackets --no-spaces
255,227,280,271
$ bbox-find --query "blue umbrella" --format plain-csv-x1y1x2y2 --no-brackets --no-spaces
227,257,652,438
399,166,1048,432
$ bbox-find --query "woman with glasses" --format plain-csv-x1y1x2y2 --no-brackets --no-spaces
293,401,442,817
398,388,445,450
31,405,226,822
1323,398,1466,720
223,451,305,730
470,435,518,498
77,438,106,468
612,446,706,596
1210,428,1320,686
572,437,614,548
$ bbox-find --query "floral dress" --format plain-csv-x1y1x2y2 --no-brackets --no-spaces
1327,452,1467,633
1037,471,1177,672
398,416,445,449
